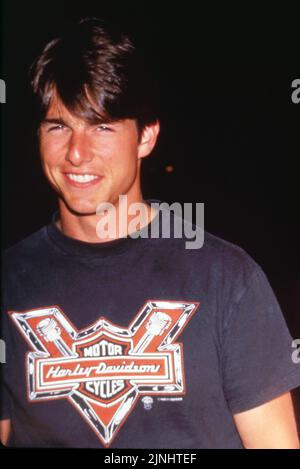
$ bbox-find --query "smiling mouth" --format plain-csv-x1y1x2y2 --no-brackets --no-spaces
63,173,103,188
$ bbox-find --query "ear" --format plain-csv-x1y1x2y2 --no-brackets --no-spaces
137,120,160,159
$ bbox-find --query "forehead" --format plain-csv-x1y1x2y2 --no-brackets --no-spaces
44,89,111,126
45,93,84,124
43,91,139,134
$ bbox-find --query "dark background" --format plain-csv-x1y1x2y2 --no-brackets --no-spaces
1,1,300,433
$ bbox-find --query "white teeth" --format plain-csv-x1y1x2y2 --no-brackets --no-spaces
66,173,99,183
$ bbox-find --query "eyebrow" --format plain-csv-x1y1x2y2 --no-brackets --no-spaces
41,117,118,127
41,118,68,126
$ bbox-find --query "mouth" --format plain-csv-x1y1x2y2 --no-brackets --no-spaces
63,172,103,188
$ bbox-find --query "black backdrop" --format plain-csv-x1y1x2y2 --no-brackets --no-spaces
1,1,300,433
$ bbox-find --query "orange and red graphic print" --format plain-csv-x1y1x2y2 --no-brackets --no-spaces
10,300,199,446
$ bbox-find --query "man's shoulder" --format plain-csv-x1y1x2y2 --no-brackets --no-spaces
169,209,259,274
203,229,253,262
158,211,261,294
3,225,49,268
203,229,259,278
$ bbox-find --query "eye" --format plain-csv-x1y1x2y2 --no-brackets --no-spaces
96,124,113,132
47,124,66,132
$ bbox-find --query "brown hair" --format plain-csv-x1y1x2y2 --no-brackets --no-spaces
30,18,159,131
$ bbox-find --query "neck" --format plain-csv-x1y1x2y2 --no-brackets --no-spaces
56,197,157,243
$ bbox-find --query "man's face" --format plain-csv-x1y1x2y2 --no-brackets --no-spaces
39,93,157,216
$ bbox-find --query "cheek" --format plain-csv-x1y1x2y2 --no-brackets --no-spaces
40,138,65,167
93,138,137,170
112,134,139,165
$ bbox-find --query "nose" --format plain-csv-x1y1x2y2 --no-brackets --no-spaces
65,131,93,166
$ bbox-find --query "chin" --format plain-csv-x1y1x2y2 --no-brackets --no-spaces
62,198,99,217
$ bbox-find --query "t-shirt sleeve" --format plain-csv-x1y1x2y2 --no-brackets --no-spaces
1,295,13,421
0,378,11,420
0,319,12,420
222,261,300,414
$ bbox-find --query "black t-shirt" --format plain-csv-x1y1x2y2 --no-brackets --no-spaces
1,207,299,448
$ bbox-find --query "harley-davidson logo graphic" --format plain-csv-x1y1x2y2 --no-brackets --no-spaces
10,300,199,446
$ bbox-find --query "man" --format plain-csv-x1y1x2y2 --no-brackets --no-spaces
1,18,299,448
